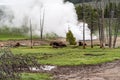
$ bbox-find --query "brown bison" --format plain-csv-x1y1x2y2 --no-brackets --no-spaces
78,41,87,46
50,41,66,48
13,42,21,47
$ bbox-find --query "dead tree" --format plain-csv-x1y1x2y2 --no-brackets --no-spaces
96,0,105,48
108,0,113,48
113,20,119,48
101,0,105,48
40,8,45,40
82,0,86,49
30,19,33,48
89,3,94,48
95,0,102,48
113,1,120,48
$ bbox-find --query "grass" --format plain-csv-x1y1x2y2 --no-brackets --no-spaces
0,33,28,40
11,46,120,66
21,73,52,80
0,33,40,40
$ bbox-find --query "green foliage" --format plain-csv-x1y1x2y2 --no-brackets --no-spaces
75,5,83,20
117,2,120,21
75,2,120,33
75,4,99,31
66,30,76,45
104,2,118,18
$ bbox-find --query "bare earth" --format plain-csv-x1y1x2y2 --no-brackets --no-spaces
53,60,120,80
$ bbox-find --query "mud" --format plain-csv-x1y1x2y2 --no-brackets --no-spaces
52,60,120,80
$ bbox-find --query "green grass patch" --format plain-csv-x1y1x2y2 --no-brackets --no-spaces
21,73,52,80
11,46,120,66
0,33,28,40
0,33,40,40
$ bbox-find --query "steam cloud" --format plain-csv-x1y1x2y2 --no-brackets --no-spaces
0,0,97,40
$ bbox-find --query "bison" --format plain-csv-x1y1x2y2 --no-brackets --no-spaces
78,41,87,46
50,41,66,48
13,42,21,47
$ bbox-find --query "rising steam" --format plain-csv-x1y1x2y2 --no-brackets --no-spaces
0,0,97,40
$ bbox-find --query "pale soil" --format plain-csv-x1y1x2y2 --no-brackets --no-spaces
0,39,50,47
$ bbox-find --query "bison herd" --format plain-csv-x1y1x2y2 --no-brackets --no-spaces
50,41,87,48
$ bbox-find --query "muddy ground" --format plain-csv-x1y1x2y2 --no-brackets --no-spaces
52,60,120,80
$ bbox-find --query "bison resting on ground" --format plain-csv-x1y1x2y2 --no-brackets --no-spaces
78,41,87,46
50,41,67,48
13,42,21,47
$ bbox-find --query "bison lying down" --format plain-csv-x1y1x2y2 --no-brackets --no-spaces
78,41,87,46
50,41,66,48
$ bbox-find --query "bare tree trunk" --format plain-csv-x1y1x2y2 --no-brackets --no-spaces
108,0,112,48
40,8,45,40
95,0,102,48
113,21,119,48
30,19,33,49
90,11,93,48
113,1,119,48
100,0,105,48
90,24,93,48
82,0,86,49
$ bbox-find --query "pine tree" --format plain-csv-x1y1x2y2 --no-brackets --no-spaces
66,30,76,45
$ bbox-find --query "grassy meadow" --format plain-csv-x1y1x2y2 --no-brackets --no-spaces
0,33,27,40
21,73,52,80
11,46,120,66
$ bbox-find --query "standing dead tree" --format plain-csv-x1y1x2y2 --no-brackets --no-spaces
82,0,86,49
40,8,45,40
113,1,120,48
100,0,105,48
95,0,105,48
108,0,114,48
30,19,33,48
113,20,119,48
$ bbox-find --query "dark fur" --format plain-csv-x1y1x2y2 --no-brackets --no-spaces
50,41,66,48
78,41,87,46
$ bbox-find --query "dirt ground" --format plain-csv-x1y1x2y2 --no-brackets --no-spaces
52,60,120,80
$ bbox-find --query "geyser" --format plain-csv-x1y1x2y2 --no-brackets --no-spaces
0,0,97,40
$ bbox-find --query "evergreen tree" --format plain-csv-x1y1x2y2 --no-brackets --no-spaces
66,30,76,45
